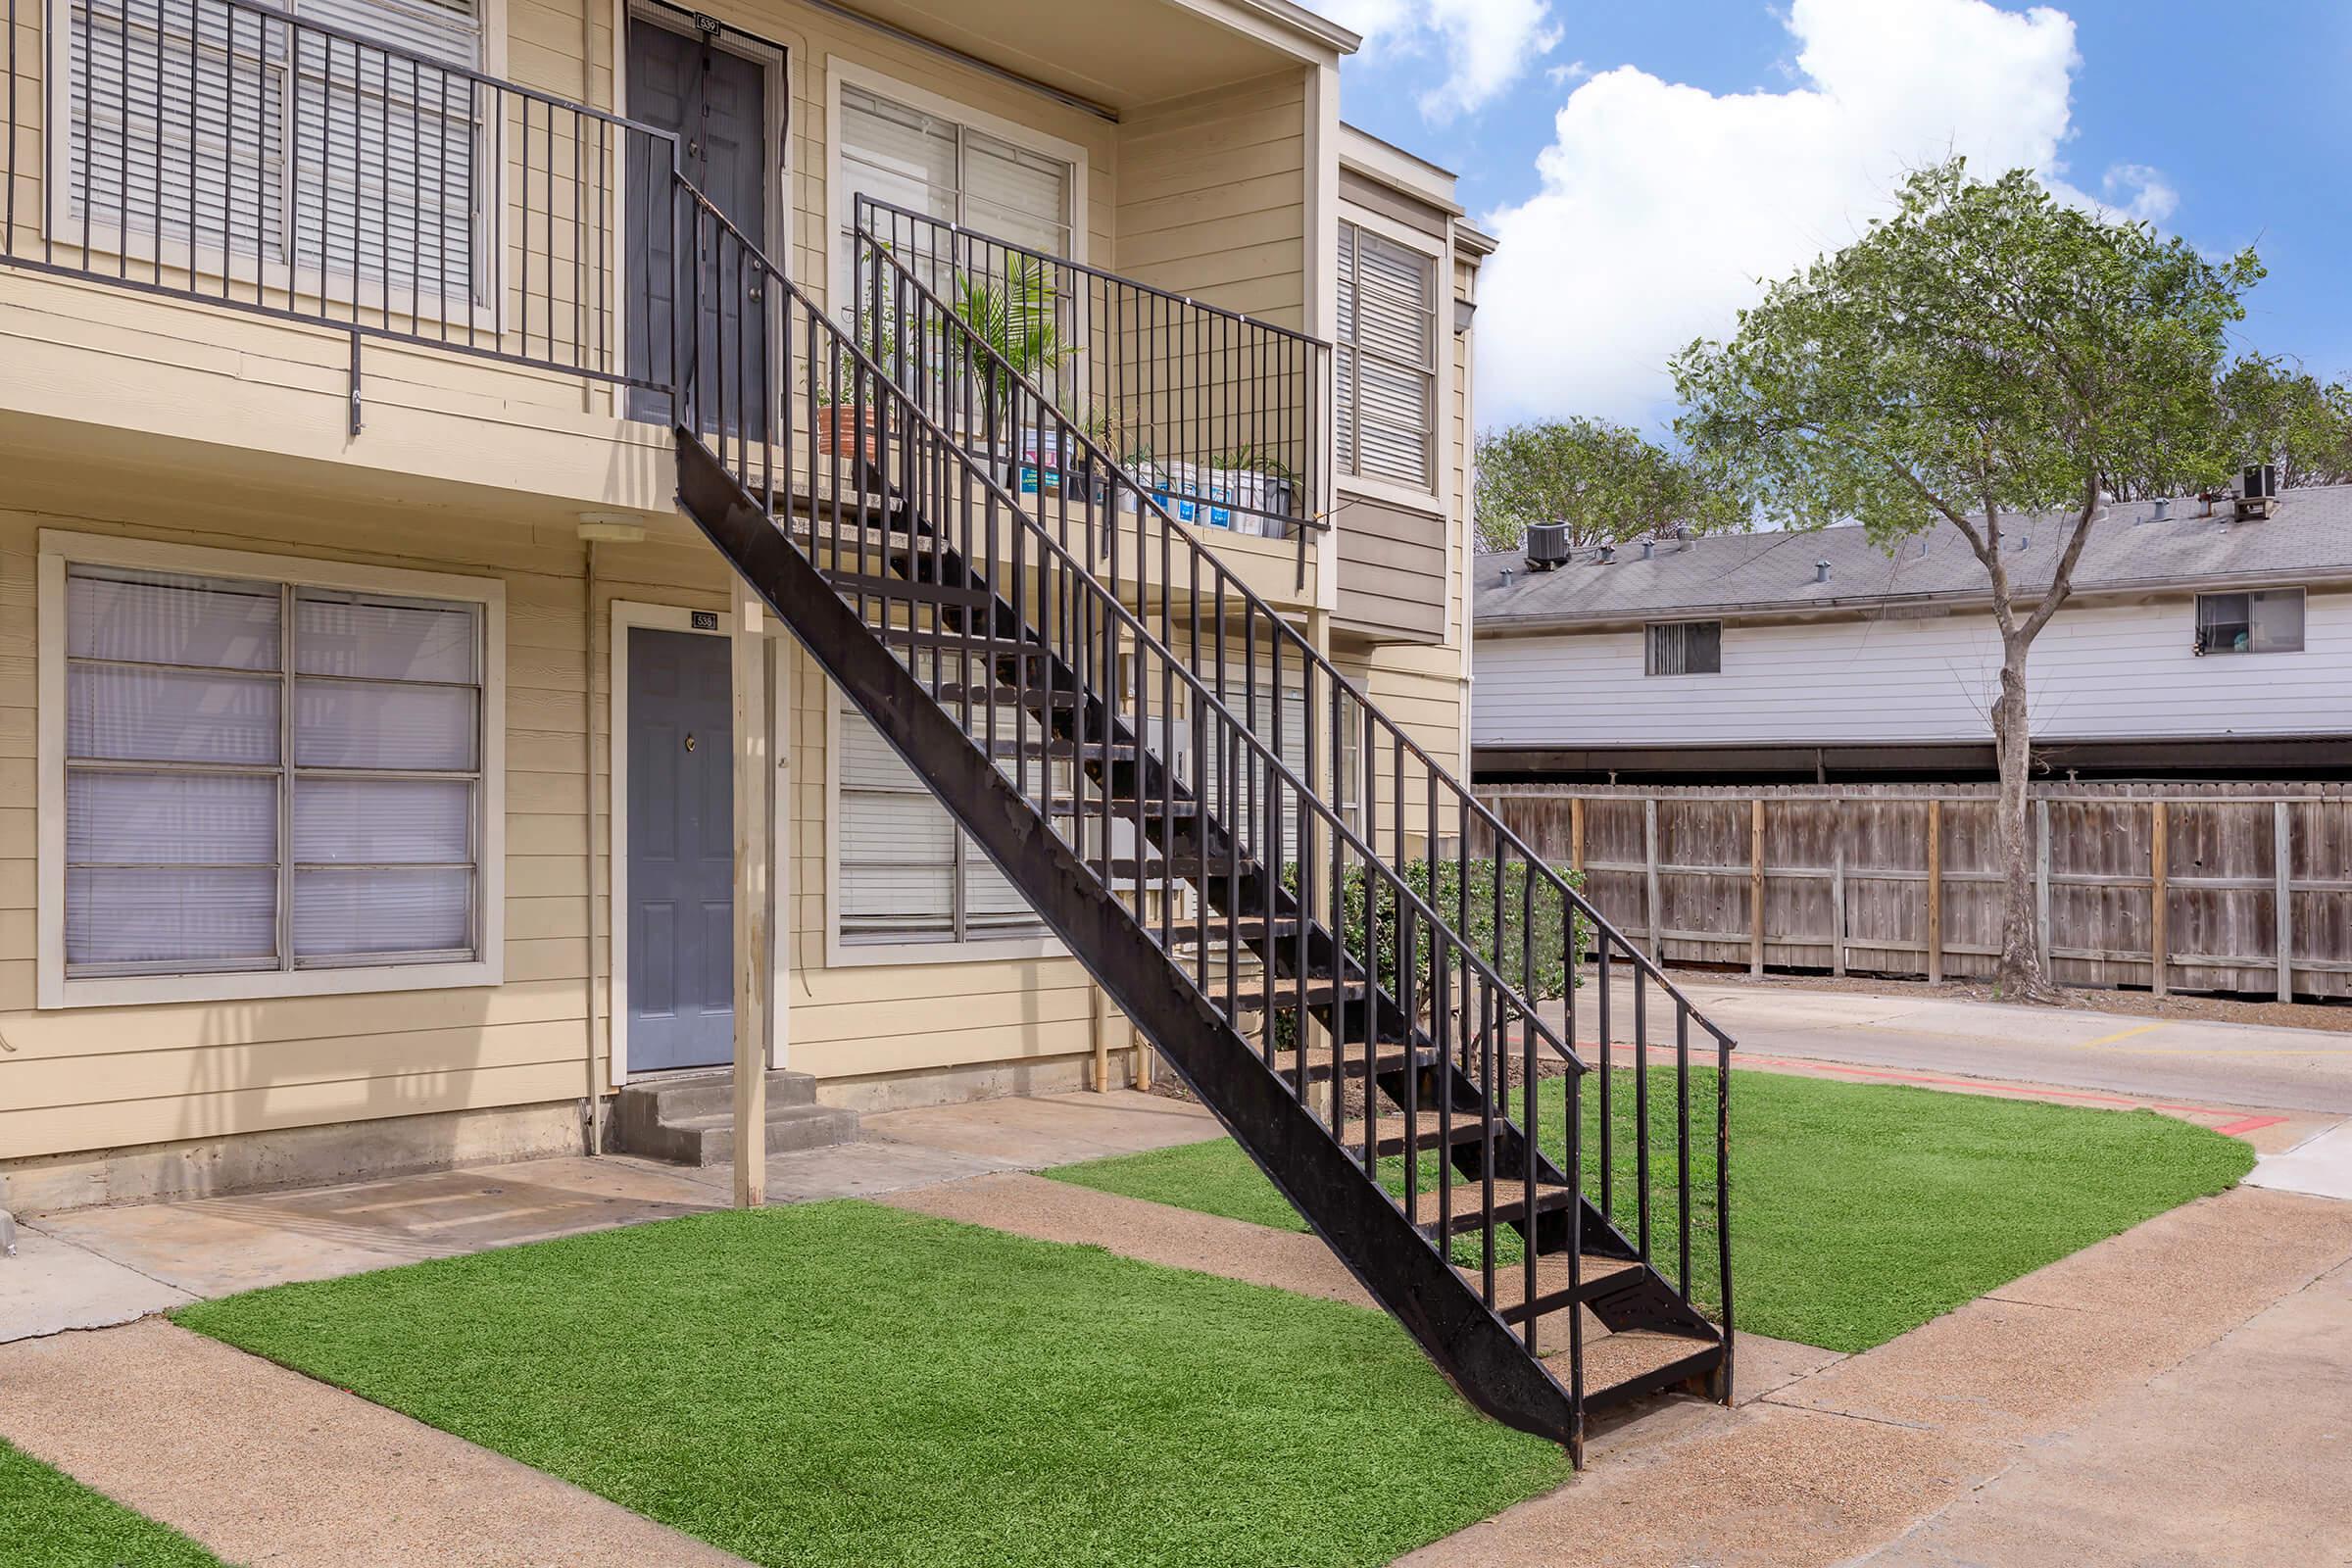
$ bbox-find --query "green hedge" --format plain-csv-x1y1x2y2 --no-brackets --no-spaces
1280,858,1591,1009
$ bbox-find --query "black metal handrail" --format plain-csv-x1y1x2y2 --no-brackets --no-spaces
854,195,1330,550
848,199,1736,1375
1,0,678,386
681,175,1734,1417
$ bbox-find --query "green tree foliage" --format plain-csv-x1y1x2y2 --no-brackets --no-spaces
1473,416,1743,553
2217,354,2352,490
1284,859,1593,1019
1672,159,2261,1000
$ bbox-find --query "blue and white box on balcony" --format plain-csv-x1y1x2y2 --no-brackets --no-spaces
1141,461,1291,537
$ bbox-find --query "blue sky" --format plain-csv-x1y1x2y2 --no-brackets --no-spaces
1330,0,2352,436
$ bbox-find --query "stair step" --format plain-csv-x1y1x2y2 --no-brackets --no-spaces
1107,856,1248,880
986,736,1139,761
1231,979,1365,1012
1409,1178,1577,1237
1567,1332,1726,1415
1485,1251,1652,1326
611,1068,859,1168
875,625,1052,659
934,683,1080,710
657,1104,862,1167
1260,1042,1423,1084
1170,917,1302,948
616,1066,818,1123
1334,1110,1485,1159
1044,796,1200,818
824,570,996,608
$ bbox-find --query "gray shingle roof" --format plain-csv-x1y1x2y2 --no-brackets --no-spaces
1474,486,2352,629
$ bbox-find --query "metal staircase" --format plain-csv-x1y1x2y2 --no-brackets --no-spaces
662,175,1736,1463
0,0,1732,1462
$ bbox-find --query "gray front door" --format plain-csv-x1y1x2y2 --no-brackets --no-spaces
627,626,734,1071
625,18,771,428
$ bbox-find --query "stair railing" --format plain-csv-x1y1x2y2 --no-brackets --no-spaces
671,175,1730,1404
847,203,1736,1358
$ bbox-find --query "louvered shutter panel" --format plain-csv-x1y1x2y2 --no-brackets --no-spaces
1350,227,1433,487
289,0,480,308
1334,223,1357,474
69,0,285,263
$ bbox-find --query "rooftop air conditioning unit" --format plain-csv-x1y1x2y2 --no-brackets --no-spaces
1525,522,1572,570
2236,462,2280,519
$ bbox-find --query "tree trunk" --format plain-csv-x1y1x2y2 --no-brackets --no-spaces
1989,644,2057,1003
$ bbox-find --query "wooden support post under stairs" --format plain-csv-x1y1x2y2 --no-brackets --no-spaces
732,579,770,1209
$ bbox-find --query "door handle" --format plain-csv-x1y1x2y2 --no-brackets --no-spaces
684,733,697,753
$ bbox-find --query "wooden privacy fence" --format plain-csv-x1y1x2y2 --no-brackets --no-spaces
1473,782,2352,1002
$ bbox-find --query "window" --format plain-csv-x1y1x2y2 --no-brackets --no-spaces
1646,620,1722,676
65,0,485,302
838,81,1073,261
834,677,1052,952
45,539,501,1004
2195,589,2304,655
1336,220,1438,491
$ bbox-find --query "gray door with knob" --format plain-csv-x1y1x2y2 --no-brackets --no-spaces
627,626,734,1071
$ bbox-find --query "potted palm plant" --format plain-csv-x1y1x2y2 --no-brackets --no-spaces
944,258,1079,497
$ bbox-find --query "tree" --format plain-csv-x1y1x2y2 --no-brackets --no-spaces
2218,355,2352,490
1673,159,2260,1003
1473,416,1742,552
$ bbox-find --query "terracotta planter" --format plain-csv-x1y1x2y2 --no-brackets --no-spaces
816,405,878,462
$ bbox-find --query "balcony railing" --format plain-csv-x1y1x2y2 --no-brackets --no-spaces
1,0,677,397
854,194,1331,546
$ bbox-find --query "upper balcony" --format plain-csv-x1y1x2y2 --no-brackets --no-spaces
0,0,1350,606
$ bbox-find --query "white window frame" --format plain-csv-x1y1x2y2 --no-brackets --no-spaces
36,529,506,1008
1334,208,1444,510
43,0,510,328
1644,619,1723,677
821,56,1089,318
821,679,1063,970
2194,587,2306,657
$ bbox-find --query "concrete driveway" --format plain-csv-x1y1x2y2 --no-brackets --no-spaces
1569,975,2352,1121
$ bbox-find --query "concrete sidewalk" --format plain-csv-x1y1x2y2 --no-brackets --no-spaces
2,1090,1222,1342
1402,1184,2352,1568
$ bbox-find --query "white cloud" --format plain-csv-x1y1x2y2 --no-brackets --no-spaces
1323,0,1561,121
2100,162,2179,223
1476,0,2167,426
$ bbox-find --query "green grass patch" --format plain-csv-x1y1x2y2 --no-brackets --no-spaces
1049,1069,2254,1352
177,1201,1569,1568
0,1439,228,1568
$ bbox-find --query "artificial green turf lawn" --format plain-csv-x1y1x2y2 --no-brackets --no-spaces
1047,1069,2256,1353
0,1439,228,1568
176,1201,1570,1568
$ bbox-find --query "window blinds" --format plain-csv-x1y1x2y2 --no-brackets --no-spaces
68,0,481,301
835,680,1052,947
62,564,483,975
838,82,1072,259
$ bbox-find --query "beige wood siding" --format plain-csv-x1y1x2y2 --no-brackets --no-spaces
0,472,1111,1162
1114,71,1307,326
1335,494,1447,642
0,473,614,1161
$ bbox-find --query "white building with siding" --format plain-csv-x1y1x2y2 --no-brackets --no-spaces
1473,487,2352,781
